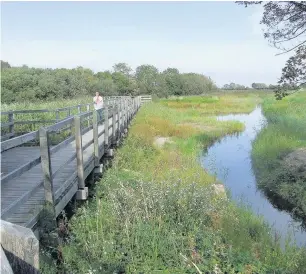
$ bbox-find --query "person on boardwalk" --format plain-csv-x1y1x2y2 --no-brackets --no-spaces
93,92,104,121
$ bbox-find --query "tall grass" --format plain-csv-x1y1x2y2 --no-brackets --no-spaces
252,91,306,221
160,92,271,115
48,94,306,274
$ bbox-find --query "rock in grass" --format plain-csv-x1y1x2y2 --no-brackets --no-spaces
153,137,173,148
212,184,227,197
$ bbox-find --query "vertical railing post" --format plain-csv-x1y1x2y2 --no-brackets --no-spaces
118,99,122,138
124,98,128,129
39,127,56,206
78,105,81,114
104,106,109,148
8,112,14,138
75,115,85,189
86,104,90,128
92,110,99,166
39,127,59,246
112,103,117,144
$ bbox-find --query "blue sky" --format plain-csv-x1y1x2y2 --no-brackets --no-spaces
1,1,290,87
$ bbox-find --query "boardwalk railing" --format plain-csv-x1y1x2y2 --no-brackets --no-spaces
0,96,129,141
1,96,142,229
140,95,152,105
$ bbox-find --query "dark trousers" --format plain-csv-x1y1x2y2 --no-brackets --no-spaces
96,109,103,122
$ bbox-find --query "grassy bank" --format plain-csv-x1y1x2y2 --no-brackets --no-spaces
252,91,306,222
42,94,305,273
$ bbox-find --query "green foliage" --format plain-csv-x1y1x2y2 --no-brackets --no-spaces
252,91,306,222
1,61,218,104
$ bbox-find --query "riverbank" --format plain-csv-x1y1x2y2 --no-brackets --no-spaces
43,94,306,273
252,91,306,225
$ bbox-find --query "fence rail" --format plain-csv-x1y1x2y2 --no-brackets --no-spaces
0,96,131,141
140,95,152,105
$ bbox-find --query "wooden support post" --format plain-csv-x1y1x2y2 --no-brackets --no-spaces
124,99,128,129
74,116,85,190
112,104,117,144
118,99,122,138
39,128,59,249
93,110,99,167
87,105,90,128
8,112,14,138
39,127,56,206
104,106,109,148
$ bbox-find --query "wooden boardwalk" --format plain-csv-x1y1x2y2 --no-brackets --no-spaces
1,96,143,230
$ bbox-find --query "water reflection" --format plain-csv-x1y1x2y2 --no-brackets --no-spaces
201,106,306,247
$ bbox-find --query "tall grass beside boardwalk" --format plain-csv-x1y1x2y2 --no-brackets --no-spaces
252,91,306,222
44,96,306,274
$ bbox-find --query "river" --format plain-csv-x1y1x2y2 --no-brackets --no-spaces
201,106,306,247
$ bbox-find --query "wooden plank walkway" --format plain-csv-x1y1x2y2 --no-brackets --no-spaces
0,96,142,230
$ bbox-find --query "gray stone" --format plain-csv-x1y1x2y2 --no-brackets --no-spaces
1,246,13,274
154,137,173,148
1,220,39,273
212,184,227,197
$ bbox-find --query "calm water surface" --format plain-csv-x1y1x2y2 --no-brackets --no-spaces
201,106,306,247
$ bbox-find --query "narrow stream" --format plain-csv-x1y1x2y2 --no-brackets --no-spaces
201,106,306,247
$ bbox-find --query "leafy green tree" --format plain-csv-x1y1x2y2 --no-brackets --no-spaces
237,1,306,99
112,63,133,77
135,65,159,94
1,60,11,70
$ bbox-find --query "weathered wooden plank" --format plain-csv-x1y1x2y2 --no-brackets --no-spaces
112,104,117,143
1,179,43,219
14,120,57,125
46,116,74,132
1,156,41,184
104,107,109,147
1,131,39,152
92,110,99,166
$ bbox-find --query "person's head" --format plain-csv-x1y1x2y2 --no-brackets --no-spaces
96,92,99,97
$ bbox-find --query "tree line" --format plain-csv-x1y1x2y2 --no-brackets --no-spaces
1,61,219,104
222,82,278,90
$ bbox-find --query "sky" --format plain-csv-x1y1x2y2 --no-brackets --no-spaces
1,1,291,87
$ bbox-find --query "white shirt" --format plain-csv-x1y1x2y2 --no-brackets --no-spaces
93,96,103,110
